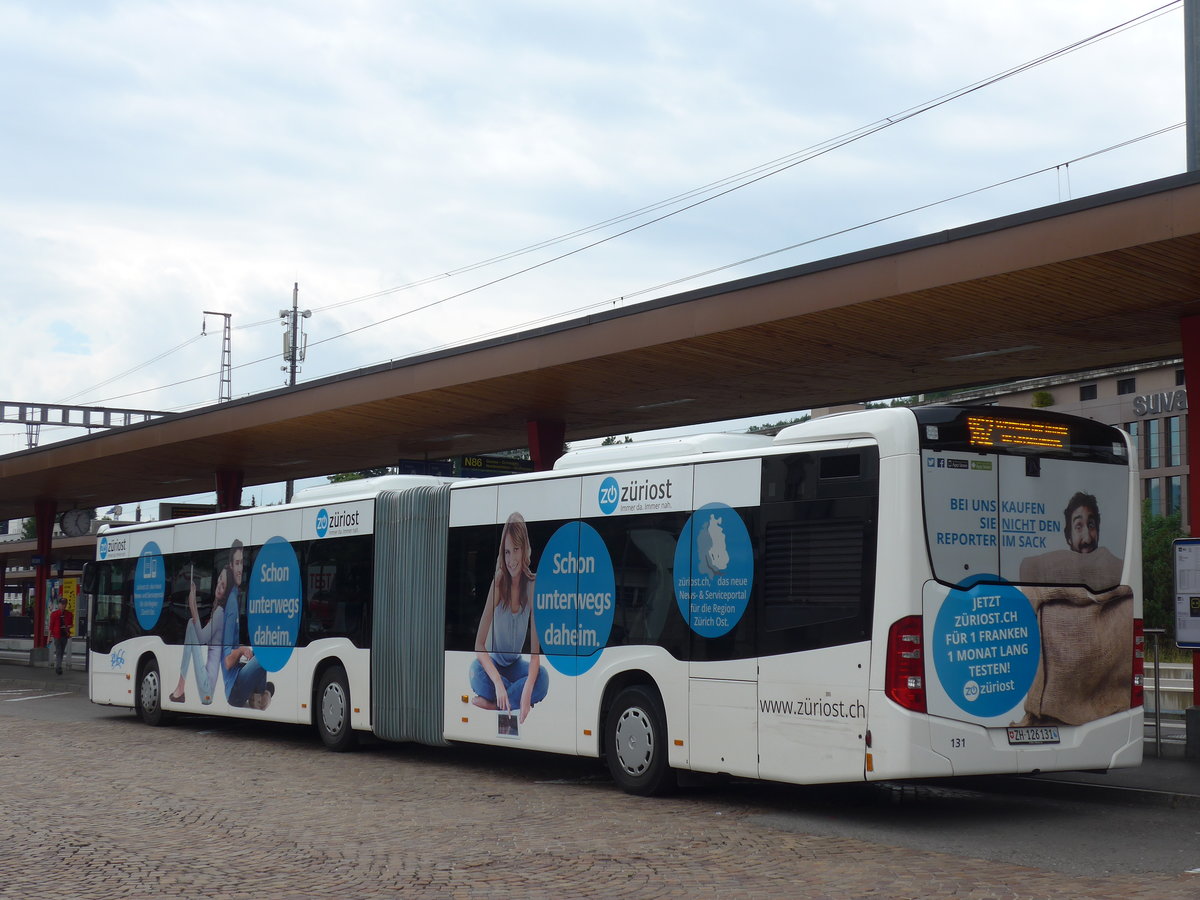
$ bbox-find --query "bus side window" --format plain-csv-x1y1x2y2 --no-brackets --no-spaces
305,535,372,647
759,448,879,654
594,512,690,658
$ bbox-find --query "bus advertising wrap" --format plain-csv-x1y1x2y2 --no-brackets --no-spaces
922,450,1133,730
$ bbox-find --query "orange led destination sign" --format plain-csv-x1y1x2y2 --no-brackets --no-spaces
966,415,1069,450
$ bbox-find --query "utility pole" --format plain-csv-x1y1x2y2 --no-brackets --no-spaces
202,310,233,403
1189,0,1200,171
280,283,311,502
280,282,311,387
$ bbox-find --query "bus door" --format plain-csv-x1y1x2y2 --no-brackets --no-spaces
755,447,878,785
683,460,760,779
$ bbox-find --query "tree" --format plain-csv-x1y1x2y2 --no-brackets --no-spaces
749,415,809,433
1142,503,1183,642
21,518,34,540
1032,390,1055,408
601,436,633,445
327,468,392,483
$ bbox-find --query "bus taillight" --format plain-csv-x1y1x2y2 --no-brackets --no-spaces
885,615,926,713
1132,618,1144,708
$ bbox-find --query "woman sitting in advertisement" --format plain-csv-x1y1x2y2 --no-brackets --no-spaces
469,511,549,725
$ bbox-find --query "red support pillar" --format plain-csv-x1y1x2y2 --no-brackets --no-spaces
1180,316,1200,704
215,470,244,513
32,500,55,650
526,419,566,472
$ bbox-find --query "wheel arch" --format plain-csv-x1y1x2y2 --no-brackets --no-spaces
597,668,663,759
309,655,350,725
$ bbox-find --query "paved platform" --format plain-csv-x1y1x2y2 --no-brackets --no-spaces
3,659,1197,807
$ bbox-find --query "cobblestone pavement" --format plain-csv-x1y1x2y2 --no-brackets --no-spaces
3,711,1200,900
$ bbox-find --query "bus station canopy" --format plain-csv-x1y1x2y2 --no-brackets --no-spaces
2,170,1200,522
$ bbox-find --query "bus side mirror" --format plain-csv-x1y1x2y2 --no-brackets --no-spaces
81,561,98,595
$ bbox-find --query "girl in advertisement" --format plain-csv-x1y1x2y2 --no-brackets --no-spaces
469,512,549,724
168,565,229,706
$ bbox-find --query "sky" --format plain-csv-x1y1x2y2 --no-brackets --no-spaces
0,1,1189,505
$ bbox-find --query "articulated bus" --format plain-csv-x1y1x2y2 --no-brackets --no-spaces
85,406,1143,795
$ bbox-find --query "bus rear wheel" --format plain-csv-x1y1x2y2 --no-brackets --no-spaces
316,666,357,752
605,685,675,796
137,658,168,727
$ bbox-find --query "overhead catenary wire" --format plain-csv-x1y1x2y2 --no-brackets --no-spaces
36,2,1184,416
56,333,206,405
58,121,1182,414
232,0,1180,331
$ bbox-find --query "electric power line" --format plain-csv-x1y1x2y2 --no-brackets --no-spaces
57,120,1182,415
30,2,1185,415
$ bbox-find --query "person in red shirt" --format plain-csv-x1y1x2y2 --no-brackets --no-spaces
49,597,73,675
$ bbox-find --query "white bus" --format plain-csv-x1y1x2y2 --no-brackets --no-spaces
85,406,1143,795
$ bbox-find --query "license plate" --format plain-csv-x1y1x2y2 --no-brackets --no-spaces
1006,726,1060,745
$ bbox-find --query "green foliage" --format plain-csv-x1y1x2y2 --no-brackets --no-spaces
1142,503,1183,641
1031,390,1055,408
749,415,809,433
601,435,633,445
865,396,921,408
327,467,392,483
21,518,34,540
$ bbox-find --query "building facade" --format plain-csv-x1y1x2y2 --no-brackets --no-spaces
945,359,1188,531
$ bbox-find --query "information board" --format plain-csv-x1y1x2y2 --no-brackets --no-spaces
1172,538,1200,649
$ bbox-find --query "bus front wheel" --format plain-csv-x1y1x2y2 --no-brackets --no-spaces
316,666,357,752
605,685,675,796
137,658,168,727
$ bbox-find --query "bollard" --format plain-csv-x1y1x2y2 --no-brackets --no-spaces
1187,707,1200,759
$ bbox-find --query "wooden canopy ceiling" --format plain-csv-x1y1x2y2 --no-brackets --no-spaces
4,171,1200,522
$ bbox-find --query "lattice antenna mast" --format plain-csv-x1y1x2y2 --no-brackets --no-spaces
202,311,233,403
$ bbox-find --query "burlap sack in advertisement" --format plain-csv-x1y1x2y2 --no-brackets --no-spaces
1016,548,1132,726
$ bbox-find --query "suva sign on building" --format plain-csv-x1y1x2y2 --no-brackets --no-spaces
1133,389,1187,417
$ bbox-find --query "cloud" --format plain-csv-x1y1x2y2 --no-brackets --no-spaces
0,0,1185,454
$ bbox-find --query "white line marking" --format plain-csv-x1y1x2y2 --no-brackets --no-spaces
4,692,73,702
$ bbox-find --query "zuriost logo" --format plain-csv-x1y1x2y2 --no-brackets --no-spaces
98,535,127,560
315,507,361,538
596,473,678,516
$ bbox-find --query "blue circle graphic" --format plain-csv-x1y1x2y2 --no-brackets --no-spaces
673,503,753,638
534,521,615,676
247,536,302,672
133,541,165,630
932,576,1040,718
598,477,619,516
98,536,109,560
315,508,330,538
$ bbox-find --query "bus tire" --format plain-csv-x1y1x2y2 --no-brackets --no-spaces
605,685,675,796
137,658,168,727
316,666,357,752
